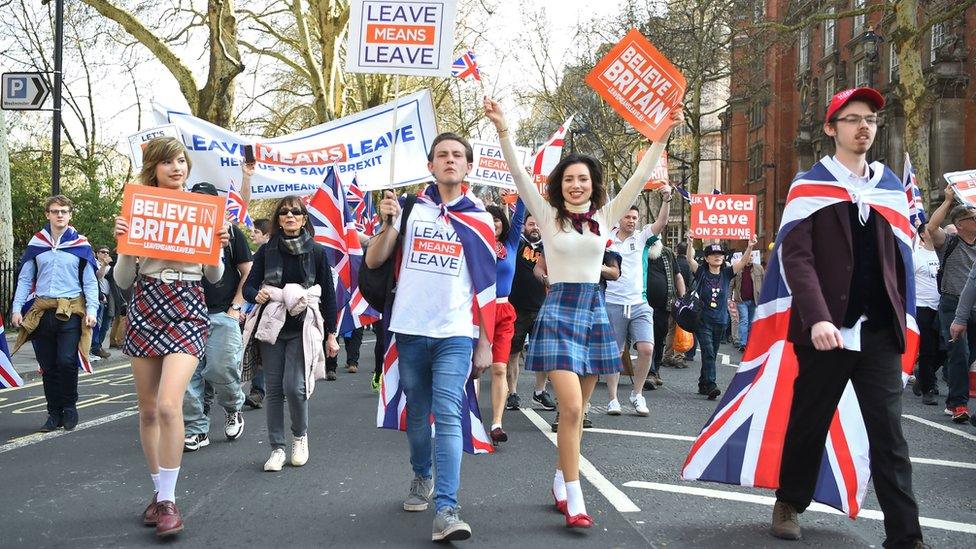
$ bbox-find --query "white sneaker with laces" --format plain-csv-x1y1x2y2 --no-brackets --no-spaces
224,410,244,440
291,434,309,467
264,448,286,472
629,393,649,416
607,399,622,416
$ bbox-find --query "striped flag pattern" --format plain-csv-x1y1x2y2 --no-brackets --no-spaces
307,167,380,333
226,181,254,228
0,315,24,388
528,115,574,194
681,157,919,518
346,177,380,236
903,153,926,226
451,50,481,81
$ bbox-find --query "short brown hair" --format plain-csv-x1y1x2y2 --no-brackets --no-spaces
427,132,473,163
270,196,312,237
138,137,192,187
950,204,976,224
44,195,73,211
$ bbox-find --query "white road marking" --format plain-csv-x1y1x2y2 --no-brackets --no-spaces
0,409,138,454
0,363,132,392
720,353,731,365
910,457,976,470
903,414,976,443
520,407,641,513
624,481,976,535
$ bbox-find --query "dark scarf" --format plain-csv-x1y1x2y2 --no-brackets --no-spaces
567,208,600,235
264,230,316,288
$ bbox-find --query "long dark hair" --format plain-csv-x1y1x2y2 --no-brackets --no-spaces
270,195,312,237
485,204,510,243
545,154,607,230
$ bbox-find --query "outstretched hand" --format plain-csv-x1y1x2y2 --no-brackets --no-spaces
483,97,507,130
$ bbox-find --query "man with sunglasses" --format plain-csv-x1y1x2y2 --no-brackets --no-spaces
927,187,976,425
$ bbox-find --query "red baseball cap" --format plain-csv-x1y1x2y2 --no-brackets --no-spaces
825,87,885,121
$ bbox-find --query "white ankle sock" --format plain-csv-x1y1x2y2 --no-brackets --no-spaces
150,473,160,493
157,466,180,503
565,480,586,516
491,423,502,431
535,390,544,396
553,469,567,501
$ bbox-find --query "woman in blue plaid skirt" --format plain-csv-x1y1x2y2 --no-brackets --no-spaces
486,97,683,528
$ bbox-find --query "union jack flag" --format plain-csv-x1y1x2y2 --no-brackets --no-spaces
307,167,380,333
345,177,380,236
226,180,253,228
903,153,926,227
0,315,24,388
682,156,919,518
451,50,481,81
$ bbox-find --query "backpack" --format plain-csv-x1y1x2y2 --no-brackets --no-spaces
358,195,416,311
936,235,962,294
673,269,704,332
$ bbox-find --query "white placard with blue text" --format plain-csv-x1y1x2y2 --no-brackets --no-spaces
346,0,458,77
468,141,531,189
150,90,438,198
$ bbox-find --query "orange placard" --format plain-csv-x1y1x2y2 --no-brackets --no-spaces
636,147,670,190
116,184,227,266
690,194,756,240
585,29,686,142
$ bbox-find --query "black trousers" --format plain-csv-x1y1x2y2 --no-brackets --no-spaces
650,306,670,373
31,310,82,416
372,322,386,376
326,327,364,371
777,327,922,548
915,306,945,394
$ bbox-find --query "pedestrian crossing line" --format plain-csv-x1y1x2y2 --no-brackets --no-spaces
0,363,132,392
0,409,138,454
520,407,641,513
910,457,976,470
623,481,976,535
903,414,976,443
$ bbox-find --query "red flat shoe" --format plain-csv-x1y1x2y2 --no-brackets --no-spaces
155,501,183,538
552,489,567,514
564,510,594,528
142,493,158,526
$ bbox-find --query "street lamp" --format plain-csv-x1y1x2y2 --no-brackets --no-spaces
762,162,778,241
679,163,689,238
862,26,883,89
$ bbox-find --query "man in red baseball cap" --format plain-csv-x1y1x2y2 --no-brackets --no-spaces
762,87,925,547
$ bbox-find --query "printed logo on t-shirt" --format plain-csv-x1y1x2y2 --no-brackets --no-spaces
406,220,465,276
925,259,938,278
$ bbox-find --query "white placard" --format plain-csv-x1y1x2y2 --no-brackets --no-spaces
126,125,183,169
467,140,530,189
346,0,458,77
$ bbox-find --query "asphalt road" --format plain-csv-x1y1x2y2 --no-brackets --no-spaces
1,336,974,548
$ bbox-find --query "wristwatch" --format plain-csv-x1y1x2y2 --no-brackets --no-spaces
231,303,243,312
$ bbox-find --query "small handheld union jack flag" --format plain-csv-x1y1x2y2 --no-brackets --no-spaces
226,181,254,229
451,50,481,81
903,153,926,228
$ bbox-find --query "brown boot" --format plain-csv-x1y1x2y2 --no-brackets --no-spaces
155,501,183,538
770,500,801,540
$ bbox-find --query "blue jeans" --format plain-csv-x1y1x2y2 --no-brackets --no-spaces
937,294,973,409
736,300,757,347
695,319,727,388
394,333,473,512
92,304,110,350
183,313,245,435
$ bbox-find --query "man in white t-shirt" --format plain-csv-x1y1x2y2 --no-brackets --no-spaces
365,133,493,543
912,223,944,405
604,194,671,417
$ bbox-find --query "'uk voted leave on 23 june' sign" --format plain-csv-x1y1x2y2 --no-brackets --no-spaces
346,0,458,77
690,194,757,240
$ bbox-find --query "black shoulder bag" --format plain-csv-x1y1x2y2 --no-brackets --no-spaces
358,195,416,311
673,268,705,333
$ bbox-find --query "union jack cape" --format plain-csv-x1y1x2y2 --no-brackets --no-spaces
307,167,381,333
0,315,23,388
18,224,99,375
682,157,919,518
377,184,497,454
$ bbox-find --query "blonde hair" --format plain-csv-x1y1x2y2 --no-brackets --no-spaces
138,137,191,186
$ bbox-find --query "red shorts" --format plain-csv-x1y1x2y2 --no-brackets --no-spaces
492,301,517,364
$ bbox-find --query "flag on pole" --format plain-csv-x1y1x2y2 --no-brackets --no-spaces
451,50,481,81
0,315,24,388
307,167,381,332
681,157,919,518
528,114,574,193
903,153,926,227
226,181,254,228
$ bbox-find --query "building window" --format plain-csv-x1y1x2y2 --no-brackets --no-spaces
748,143,764,181
749,100,764,129
824,76,835,107
823,7,835,55
799,27,810,71
854,58,868,87
889,42,899,81
853,0,866,36
930,22,946,64
757,200,765,241
666,224,681,247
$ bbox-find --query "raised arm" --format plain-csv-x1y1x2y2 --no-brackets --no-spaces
927,184,955,249
506,198,526,249
649,187,673,236
732,235,759,275
686,234,699,274
484,97,549,221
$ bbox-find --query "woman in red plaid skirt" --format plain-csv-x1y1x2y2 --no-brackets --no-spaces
113,137,229,538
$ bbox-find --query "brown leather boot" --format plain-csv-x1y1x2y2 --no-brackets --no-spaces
770,500,801,540
142,493,158,526
155,501,183,538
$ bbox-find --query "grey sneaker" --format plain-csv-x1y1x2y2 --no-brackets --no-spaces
403,475,433,512
432,506,471,542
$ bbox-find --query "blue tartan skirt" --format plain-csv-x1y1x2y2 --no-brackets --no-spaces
525,282,621,376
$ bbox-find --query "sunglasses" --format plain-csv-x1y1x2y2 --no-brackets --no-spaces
278,207,305,217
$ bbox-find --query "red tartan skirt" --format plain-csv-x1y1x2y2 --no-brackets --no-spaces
123,276,210,359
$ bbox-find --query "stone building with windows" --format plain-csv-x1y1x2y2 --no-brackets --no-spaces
723,0,976,249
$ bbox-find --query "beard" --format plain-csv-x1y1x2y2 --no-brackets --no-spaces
647,239,664,260
524,230,541,242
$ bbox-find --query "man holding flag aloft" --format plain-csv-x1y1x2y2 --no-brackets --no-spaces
682,88,924,548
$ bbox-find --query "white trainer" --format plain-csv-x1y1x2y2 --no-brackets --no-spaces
264,448,286,472
291,434,309,467
607,399,622,416
630,393,650,416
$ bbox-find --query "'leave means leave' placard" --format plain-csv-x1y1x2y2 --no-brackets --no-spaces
690,194,756,240
117,184,227,266
468,141,531,189
346,0,457,77
585,29,686,142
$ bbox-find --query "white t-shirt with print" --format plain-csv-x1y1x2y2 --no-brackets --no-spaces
389,197,475,339
914,245,940,309
606,225,657,306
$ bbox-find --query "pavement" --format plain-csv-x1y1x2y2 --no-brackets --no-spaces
1,333,975,548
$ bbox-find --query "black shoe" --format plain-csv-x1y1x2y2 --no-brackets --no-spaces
62,408,79,431
643,379,657,391
582,413,593,429
39,413,62,433
697,384,708,395
244,391,264,409
551,413,559,432
707,387,721,400
912,382,923,396
326,370,338,381
737,346,746,353
922,391,938,406
505,393,521,411
532,390,557,410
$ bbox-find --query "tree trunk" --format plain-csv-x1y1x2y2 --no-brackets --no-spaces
316,0,350,120
891,0,932,197
0,109,12,264
197,0,245,127
689,79,704,194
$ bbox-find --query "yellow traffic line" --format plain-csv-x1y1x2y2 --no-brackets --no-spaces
0,363,132,392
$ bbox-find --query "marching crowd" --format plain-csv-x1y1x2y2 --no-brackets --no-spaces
8,87,964,549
